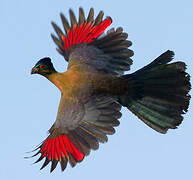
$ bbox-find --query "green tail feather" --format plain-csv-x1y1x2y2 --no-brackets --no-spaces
119,50,191,133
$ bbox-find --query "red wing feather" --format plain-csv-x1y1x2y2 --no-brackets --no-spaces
61,17,112,51
35,134,84,172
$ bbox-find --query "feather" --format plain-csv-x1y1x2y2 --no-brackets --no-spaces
76,127,99,150
60,156,67,171
79,7,85,24
120,50,191,133
31,134,84,172
51,22,64,38
60,13,70,34
94,11,104,26
69,9,77,27
80,122,108,143
50,159,58,172
87,8,94,22
51,34,63,50
40,158,50,170
51,8,132,76
69,131,91,155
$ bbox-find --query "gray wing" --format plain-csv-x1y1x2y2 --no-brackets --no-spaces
49,95,122,151
33,95,122,172
68,42,132,76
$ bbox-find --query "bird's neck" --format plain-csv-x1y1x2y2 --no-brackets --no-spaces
44,72,63,92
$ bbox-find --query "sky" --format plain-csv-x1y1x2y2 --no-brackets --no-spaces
1,0,193,179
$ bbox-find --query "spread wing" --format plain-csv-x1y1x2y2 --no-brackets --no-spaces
32,95,121,172
51,7,133,76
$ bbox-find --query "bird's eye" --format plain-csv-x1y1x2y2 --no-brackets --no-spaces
39,64,46,69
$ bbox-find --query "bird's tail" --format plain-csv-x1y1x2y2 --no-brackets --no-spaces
119,50,191,133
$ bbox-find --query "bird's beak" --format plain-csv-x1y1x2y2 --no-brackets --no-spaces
31,67,38,74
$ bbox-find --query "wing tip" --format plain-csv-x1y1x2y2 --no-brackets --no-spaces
106,16,113,23
28,134,85,172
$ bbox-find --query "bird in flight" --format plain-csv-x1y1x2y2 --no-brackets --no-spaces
30,7,191,172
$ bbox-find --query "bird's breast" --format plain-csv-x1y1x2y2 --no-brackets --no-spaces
47,69,93,98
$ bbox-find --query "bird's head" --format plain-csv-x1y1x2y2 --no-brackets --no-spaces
31,57,56,76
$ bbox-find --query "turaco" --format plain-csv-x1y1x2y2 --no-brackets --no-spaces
30,7,191,172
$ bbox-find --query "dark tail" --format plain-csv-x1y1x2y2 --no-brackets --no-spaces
119,50,191,133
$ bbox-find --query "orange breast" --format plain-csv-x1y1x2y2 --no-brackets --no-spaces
47,68,91,98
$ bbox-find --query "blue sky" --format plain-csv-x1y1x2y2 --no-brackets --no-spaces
1,0,193,179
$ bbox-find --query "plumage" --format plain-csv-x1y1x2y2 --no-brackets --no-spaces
69,9,77,26
60,13,70,34
93,10,104,26
29,7,191,172
86,8,94,22
78,8,85,24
